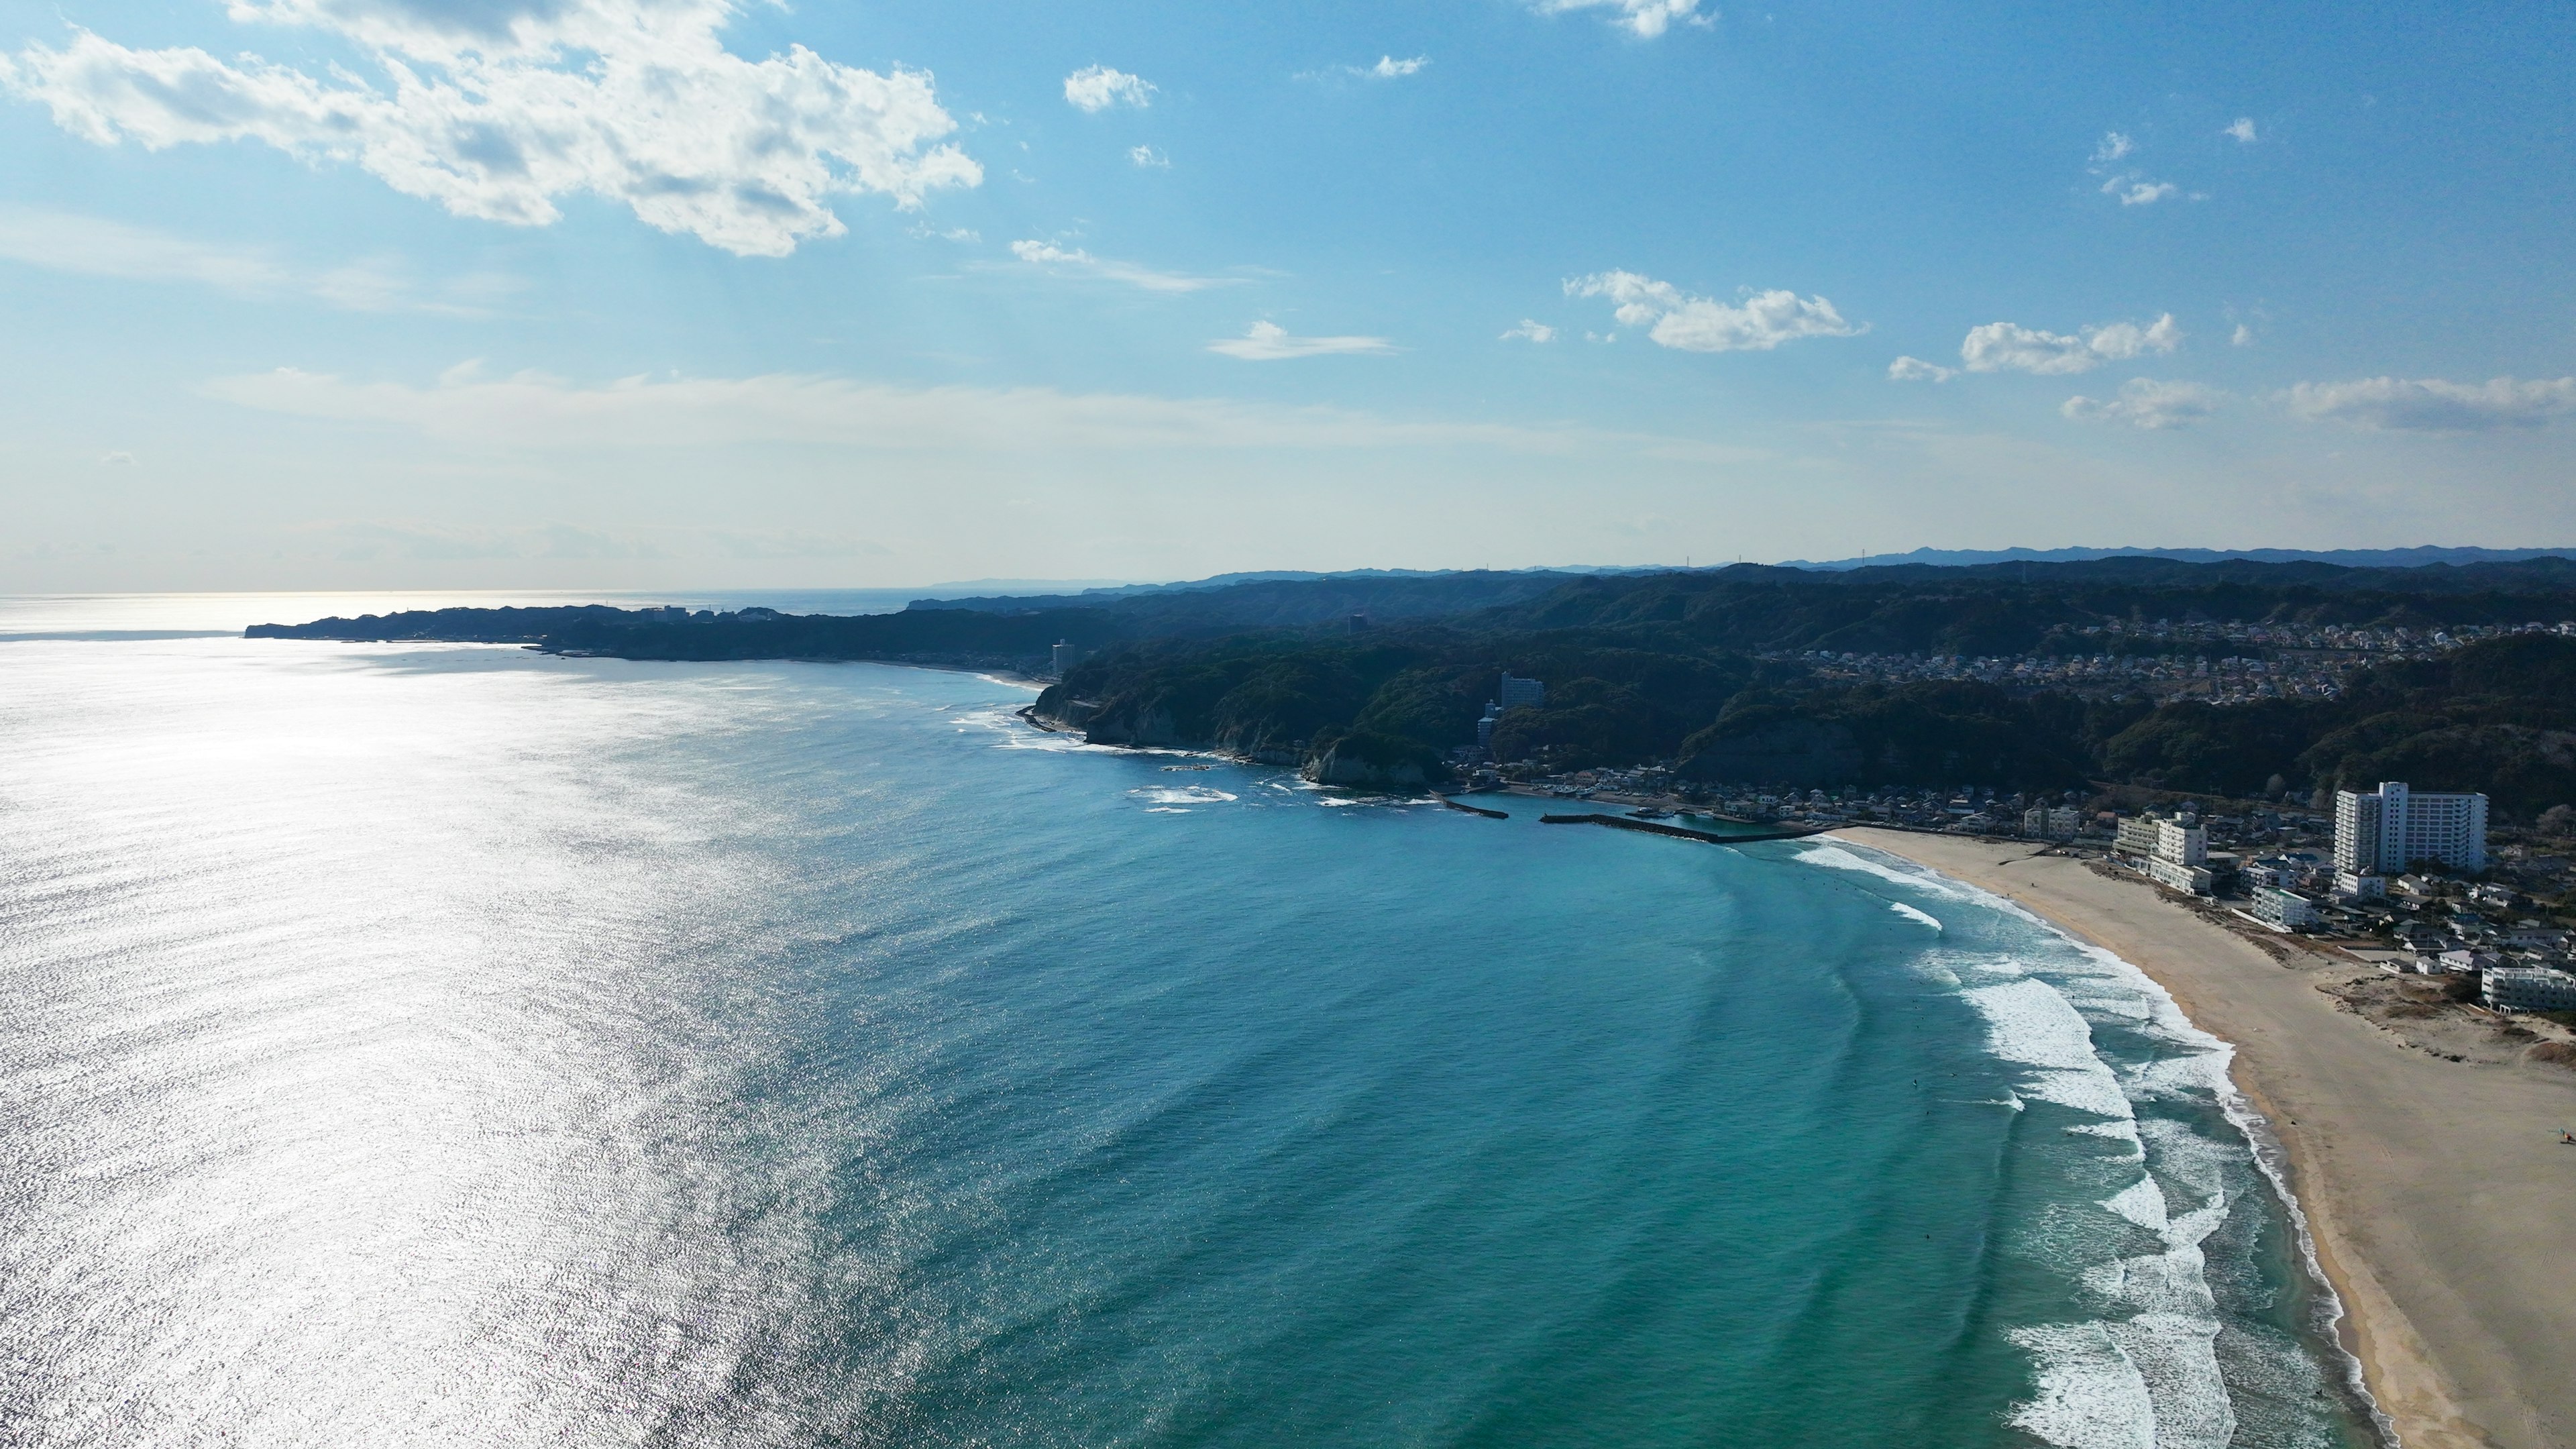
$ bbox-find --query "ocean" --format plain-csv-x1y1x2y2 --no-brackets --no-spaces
0,598,2381,1448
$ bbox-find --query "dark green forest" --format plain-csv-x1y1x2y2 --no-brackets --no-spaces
250,557,2576,817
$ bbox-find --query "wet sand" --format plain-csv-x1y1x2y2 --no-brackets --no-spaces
1830,828,2576,1449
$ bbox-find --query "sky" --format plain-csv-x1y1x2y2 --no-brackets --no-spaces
2,0,2573,590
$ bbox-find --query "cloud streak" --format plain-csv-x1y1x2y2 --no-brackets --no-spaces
1009,240,1235,293
1960,315,2180,374
0,2,979,257
1206,321,1396,360
2061,378,2224,429
1567,271,1862,352
199,365,1632,454
2282,376,2576,432
0,206,511,313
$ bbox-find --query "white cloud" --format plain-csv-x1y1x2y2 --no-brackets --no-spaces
2281,376,2576,432
2231,323,2256,347
1359,55,1429,78
2061,378,2224,429
1501,319,1556,343
1,4,979,258
1566,270,1864,352
1887,356,1957,382
0,206,287,291
1008,239,1233,294
308,517,663,561
99,449,136,465
2092,131,2135,166
1536,0,1708,36
706,528,890,559
2104,176,2182,205
1207,321,1396,360
1064,64,1152,112
2224,117,2257,144
196,364,1625,454
1960,314,2181,374
1128,144,1169,168
0,205,510,312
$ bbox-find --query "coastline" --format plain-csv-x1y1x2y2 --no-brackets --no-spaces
1826,828,2576,1449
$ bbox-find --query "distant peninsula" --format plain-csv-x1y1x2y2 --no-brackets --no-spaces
250,554,2576,812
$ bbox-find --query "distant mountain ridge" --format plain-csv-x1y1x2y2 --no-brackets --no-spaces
1780,545,2576,570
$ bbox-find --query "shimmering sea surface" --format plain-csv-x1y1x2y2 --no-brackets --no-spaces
0,599,2379,1448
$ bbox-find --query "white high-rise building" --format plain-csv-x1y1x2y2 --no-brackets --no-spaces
2334,781,2487,873
1499,673,1546,710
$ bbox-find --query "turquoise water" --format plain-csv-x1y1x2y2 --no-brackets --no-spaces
0,624,2379,1447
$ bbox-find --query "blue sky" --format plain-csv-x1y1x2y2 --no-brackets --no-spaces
3,0,2572,589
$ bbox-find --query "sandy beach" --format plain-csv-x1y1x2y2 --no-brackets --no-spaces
1829,828,2576,1449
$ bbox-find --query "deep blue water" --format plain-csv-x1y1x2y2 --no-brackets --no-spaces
0,628,2378,1448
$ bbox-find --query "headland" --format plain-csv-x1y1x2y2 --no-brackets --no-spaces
1832,827,2576,1449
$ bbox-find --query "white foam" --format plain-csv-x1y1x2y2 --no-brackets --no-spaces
1791,843,1970,898
2103,1176,2168,1232
1803,841,2290,1448
1888,901,1942,930
1962,977,2134,1121
1129,786,1237,806
2008,1323,2157,1449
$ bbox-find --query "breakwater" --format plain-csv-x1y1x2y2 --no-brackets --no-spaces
1538,813,1830,845
1440,798,1510,819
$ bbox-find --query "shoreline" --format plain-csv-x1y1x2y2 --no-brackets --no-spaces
1826,828,2576,1449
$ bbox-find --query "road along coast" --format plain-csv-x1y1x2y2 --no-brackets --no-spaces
1828,828,2576,1449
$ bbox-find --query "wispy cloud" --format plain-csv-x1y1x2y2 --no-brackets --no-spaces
1064,65,1154,112
1501,319,1556,343
0,4,979,257
195,365,1651,454
2281,376,2576,432
2103,178,2182,205
1536,0,1709,38
706,529,891,559
1566,271,1863,352
0,206,511,313
1887,356,1957,382
1960,314,2180,374
2224,117,2258,144
2085,130,2196,207
1008,239,1236,294
1207,321,1396,360
1356,55,1430,78
306,519,667,562
1128,144,1170,168
2061,378,2224,429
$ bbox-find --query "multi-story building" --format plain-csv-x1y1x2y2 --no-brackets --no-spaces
2147,855,2215,896
2482,967,2576,1013
2020,806,2082,840
1499,672,1546,711
2114,816,2161,858
2333,869,2386,901
2157,818,2208,867
2247,885,2321,932
2335,781,2487,874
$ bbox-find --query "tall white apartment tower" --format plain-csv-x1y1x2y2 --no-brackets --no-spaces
2334,781,2487,873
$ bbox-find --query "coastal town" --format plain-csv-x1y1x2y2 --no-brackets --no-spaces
1456,665,2576,1026
1776,617,2576,706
